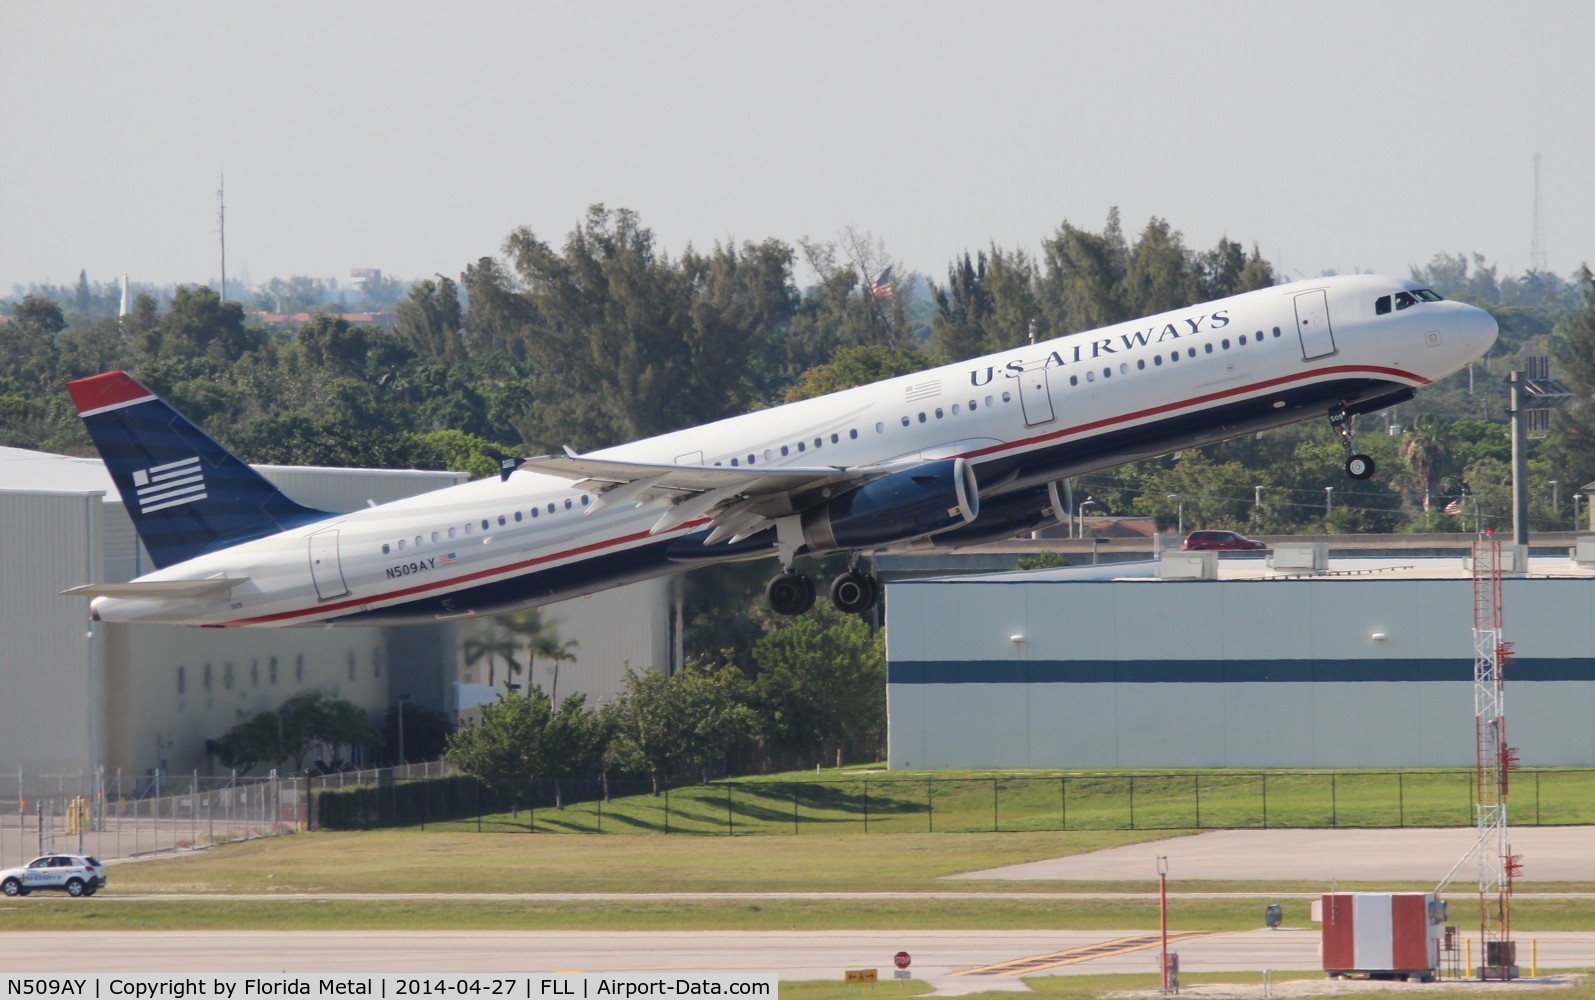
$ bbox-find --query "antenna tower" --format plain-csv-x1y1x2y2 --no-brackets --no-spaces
216,175,228,301
1530,154,1547,274
1469,535,1520,978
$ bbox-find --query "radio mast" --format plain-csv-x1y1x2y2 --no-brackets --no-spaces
216,175,228,301
1530,154,1547,274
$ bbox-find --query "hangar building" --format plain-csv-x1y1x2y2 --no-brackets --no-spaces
0,447,671,791
886,552,1595,770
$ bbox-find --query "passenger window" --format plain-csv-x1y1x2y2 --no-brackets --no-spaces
985,395,995,407
797,441,805,452
1120,363,1128,374
1069,374,1078,386
1188,347,1197,357
547,503,556,513
564,499,573,510
448,527,458,539
531,508,539,518
780,445,789,456
764,448,773,460
1102,367,1111,378
730,457,739,466
969,399,978,410
1001,392,1011,403
1273,326,1282,337
1239,334,1247,345
951,404,961,414
1204,343,1213,354
934,408,943,419
1376,295,1392,315
1154,355,1163,366
482,519,490,530
498,515,506,526
580,495,590,506
747,454,756,465
1086,370,1095,382
382,543,391,555
830,433,839,443
463,524,472,535
1221,339,1229,349
1136,359,1145,370
849,429,858,439
514,511,522,522
901,416,910,427
918,412,926,423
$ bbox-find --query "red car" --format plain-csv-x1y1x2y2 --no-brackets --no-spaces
1182,529,1267,551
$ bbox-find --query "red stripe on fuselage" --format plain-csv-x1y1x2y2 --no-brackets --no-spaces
962,363,1426,459
219,364,1424,626
223,516,714,626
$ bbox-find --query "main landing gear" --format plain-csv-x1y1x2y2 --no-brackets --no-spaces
765,566,880,616
1329,401,1376,480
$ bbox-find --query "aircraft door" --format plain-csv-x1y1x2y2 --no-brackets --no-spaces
309,527,350,601
1018,364,1057,426
1294,289,1338,360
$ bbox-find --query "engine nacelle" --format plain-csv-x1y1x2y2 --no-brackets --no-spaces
801,458,979,554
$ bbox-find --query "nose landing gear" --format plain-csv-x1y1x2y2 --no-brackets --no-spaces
1329,401,1376,480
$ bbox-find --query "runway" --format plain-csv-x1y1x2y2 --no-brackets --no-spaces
0,929,1592,993
5,828,1594,992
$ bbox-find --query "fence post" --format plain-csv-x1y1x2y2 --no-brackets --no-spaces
1331,771,1337,828
1262,772,1268,829
1194,775,1201,830
726,785,733,837
863,779,869,833
663,779,669,835
191,770,198,847
1536,771,1541,825
927,779,933,833
1129,775,1136,831
993,777,999,833
793,787,799,835
1061,775,1067,831
1399,770,1405,828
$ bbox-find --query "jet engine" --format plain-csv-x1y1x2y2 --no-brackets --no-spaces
800,458,979,553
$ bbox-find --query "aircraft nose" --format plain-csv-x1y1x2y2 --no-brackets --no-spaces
1456,304,1499,356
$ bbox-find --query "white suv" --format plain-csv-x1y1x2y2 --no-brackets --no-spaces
0,854,106,897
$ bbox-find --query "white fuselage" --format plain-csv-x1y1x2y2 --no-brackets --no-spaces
91,275,1497,627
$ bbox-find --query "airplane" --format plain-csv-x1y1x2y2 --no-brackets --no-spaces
64,273,1497,626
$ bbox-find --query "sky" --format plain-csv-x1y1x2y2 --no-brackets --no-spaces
4,0,1593,297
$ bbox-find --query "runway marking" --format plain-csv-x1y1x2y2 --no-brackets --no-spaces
953,930,1219,976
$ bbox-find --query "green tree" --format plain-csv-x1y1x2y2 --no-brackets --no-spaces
752,605,885,767
783,344,940,403
213,691,383,775
444,692,549,814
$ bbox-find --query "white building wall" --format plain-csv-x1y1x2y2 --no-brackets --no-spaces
0,491,105,781
887,575,1595,769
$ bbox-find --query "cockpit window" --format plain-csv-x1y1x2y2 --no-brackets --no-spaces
1394,291,1417,310
1414,288,1443,302
1375,295,1392,315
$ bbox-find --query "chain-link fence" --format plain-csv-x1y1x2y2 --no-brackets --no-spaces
0,762,450,866
309,768,1595,835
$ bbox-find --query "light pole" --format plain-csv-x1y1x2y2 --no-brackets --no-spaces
1324,486,1334,518
396,694,410,766
1157,855,1170,993
1166,494,1183,536
1078,498,1098,538
1576,494,1585,532
1550,480,1560,515
1254,485,1264,508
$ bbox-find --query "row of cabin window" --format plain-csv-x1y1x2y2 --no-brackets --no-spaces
901,392,1014,425
1064,327,1286,385
382,494,594,555
717,427,862,466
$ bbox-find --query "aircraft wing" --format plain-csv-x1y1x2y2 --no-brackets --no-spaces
513,452,886,540
62,578,248,599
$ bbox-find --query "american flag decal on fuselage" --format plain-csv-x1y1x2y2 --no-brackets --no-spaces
133,457,207,514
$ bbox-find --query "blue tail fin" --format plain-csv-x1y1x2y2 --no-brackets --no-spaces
68,371,333,569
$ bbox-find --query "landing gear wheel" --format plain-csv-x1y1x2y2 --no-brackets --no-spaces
1346,454,1375,480
829,571,879,614
766,571,816,616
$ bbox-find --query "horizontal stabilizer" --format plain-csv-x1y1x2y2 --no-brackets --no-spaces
62,578,248,600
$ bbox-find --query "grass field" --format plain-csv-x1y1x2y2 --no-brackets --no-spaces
2,828,1592,934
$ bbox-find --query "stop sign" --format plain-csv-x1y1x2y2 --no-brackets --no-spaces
894,952,911,969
